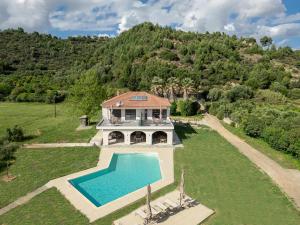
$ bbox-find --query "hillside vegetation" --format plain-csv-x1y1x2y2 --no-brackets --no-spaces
1,23,300,161
0,28,108,102
1,23,300,104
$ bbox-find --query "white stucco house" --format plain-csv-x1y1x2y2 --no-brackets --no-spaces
96,91,174,146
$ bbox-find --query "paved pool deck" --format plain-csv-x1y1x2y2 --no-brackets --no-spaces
46,146,174,222
114,190,214,225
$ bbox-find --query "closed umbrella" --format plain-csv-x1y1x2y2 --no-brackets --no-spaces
146,184,152,223
179,168,185,206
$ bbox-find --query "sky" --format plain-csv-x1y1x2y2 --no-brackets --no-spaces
0,0,300,49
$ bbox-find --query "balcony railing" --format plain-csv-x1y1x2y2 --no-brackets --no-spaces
97,117,173,128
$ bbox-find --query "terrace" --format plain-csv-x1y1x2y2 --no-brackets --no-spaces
96,118,174,129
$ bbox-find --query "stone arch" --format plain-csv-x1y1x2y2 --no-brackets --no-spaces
130,131,146,144
108,131,124,145
152,131,168,144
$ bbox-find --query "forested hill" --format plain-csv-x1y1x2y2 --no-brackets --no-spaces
0,28,108,102
0,23,300,103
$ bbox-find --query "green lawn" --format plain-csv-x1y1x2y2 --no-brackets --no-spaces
0,102,98,143
0,147,99,208
1,126,299,225
222,122,300,170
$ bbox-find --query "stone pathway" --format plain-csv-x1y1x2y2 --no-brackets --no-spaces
0,185,49,216
89,130,103,146
203,114,300,210
23,143,95,148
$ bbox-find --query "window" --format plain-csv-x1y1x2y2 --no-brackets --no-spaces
112,109,121,118
125,109,136,120
131,96,148,101
152,109,167,119
162,109,167,119
152,109,160,119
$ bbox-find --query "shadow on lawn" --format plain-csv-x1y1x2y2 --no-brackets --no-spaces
174,123,197,141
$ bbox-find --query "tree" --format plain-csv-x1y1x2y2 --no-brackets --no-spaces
150,76,164,96
260,36,273,48
0,139,18,178
69,69,107,117
207,88,223,102
181,78,194,100
226,85,254,102
166,77,179,102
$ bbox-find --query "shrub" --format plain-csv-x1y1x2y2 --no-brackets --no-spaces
243,115,265,137
226,85,254,102
162,40,174,49
170,101,177,115
288,88,300,99
177,99,197,116
255,89,287,104
262,127,289,151
207,88,223,101
6,125,25,142
270,82,288,96
159,50,179,61
216,110,225,120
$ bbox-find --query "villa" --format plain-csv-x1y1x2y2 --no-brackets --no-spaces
97,91,174,146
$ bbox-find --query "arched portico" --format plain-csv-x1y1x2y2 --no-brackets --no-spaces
108,131,124,145
130,131,146,144
152,131,168,144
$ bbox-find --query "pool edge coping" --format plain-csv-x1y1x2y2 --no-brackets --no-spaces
46,146,174,222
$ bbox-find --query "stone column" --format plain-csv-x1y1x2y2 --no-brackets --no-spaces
124,131,131,145
167,130,173,145
146,132,152,145
102,130,109,146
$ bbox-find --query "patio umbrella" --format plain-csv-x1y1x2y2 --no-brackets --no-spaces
146,184,152,222
179,168,185,206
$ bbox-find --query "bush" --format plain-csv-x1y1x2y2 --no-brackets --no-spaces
162,40,174,49
270,82,288,96
262,127,289,151
6,125,25,142
226,85,254,102
255,89,287,104
159,50,179,61
243,115,265,138
170,101,177,115
288,88,300,99
177,99,198,116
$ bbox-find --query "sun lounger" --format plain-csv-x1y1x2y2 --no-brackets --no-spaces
151,206,161,215
155,201,168,211
135,209,148,219
164,199,179,208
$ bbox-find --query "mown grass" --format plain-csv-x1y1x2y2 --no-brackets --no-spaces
0,147,99,208
1,125,299,225
0,102,98,143
222,122,300,170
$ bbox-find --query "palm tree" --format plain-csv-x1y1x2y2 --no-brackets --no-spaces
151,76,164,96
181,77,194,100
166,77,179,102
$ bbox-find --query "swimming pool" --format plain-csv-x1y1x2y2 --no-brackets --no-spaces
69,153,162,207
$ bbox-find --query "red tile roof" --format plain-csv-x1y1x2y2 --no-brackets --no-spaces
102,91,171,108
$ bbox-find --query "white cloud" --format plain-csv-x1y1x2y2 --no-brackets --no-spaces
0,0,299,47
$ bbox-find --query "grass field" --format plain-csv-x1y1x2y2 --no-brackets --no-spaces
0,147,99,208
0,102,98,143
1,125,299,225
223,123,300,170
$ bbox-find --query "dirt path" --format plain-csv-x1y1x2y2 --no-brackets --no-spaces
203,114,300,210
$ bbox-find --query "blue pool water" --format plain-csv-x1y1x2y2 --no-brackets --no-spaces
69,153,162,207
